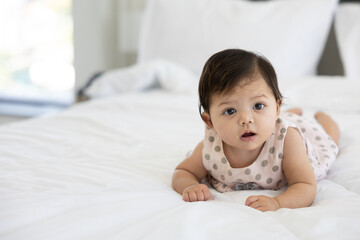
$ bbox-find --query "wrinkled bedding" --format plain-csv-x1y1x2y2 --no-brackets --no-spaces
1,77,360,239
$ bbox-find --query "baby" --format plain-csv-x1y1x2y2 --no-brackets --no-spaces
172,49,340,212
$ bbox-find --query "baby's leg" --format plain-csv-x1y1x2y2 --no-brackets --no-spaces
315,111,340,145
285,107,303,116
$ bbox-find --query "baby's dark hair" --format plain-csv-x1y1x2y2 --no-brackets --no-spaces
198,49,283,114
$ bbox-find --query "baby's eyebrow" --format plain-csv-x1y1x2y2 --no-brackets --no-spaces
217,94,269,107
217,101,233,107
251,94,269,99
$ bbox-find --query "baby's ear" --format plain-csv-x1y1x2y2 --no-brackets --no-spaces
201,112,213,129
276,99,282,116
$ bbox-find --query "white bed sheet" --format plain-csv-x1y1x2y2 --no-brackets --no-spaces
1,77,360,240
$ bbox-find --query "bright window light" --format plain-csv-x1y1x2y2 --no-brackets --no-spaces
0,0,74,117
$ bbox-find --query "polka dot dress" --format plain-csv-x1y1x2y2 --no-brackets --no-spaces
201,112,339,193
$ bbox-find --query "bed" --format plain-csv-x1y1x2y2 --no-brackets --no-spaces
1,0,360,239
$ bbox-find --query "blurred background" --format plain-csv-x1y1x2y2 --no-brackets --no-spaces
0,0,354,123
0,0,145,121
0,0,74,118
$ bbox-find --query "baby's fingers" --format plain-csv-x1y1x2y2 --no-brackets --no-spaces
189,191,200,202
196,190,205,201
203,188,213,201
245,195,259,206
245,195,280,212
183,189,201,202
182,184,213,202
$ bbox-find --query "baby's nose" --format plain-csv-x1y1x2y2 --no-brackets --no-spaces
238,111,253,125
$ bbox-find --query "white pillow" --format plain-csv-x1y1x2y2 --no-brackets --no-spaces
138,0,338,78
335,3,360,80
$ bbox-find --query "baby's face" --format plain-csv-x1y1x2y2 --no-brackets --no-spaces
204,76,280,153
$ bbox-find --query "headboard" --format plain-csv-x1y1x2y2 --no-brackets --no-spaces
118,0,359,76
299,0,359,75
249,0,359,76
247,0,359,76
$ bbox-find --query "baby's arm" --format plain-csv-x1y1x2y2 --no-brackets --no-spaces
246,127,317,211
172,142,213,202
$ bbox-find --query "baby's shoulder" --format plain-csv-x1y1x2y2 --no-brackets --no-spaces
283,127,306,151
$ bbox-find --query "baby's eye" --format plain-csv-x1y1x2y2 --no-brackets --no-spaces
253,103,265,110
224,108,236,115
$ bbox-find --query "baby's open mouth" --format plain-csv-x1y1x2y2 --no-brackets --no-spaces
241,131,257,142
242,132,255,137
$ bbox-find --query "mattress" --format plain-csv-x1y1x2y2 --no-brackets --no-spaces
1,76,360,239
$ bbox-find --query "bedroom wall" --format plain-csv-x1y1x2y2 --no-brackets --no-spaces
73,0,118,90
73,0,144,91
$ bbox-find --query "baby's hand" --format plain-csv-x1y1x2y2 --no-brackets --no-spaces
183,184,213,202
245,195,280,212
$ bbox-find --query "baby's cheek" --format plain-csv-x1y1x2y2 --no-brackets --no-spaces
259,122,275,138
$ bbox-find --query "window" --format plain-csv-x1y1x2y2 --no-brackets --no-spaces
0,0,74,117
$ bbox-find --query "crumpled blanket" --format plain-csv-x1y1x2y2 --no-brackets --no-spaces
81,60,199,99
